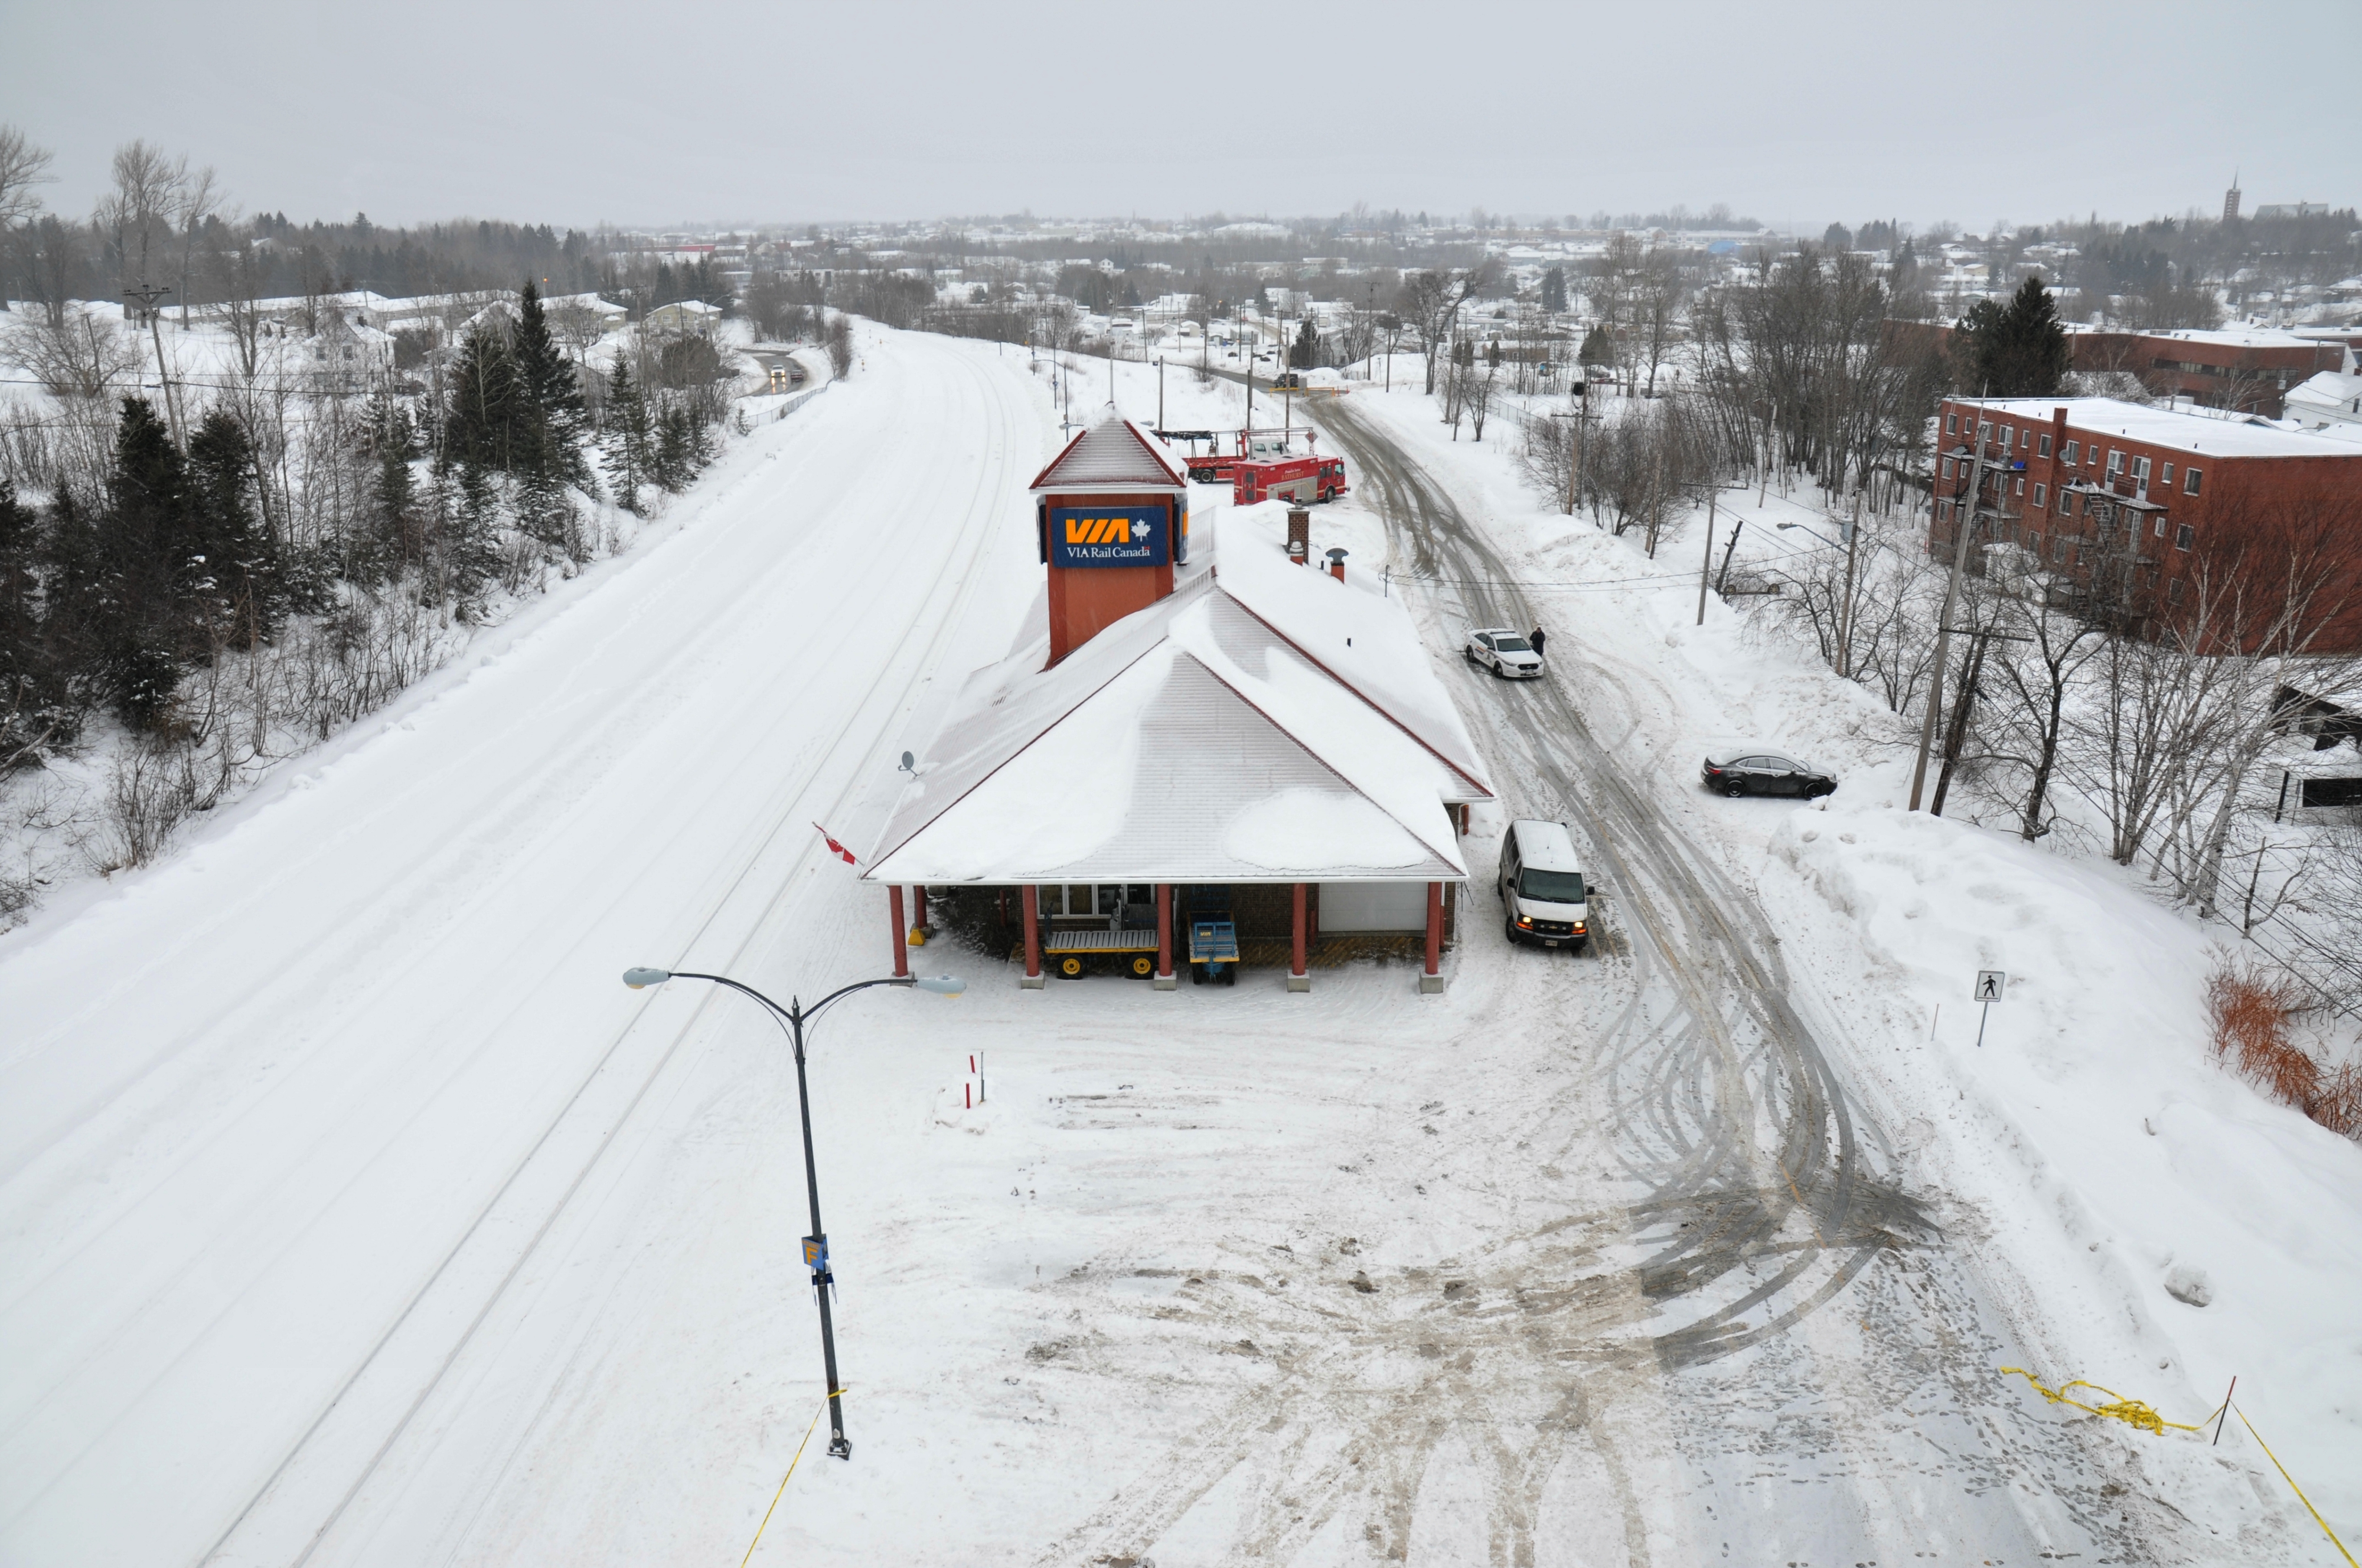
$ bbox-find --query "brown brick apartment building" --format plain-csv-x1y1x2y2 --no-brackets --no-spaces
1930,396,2362,648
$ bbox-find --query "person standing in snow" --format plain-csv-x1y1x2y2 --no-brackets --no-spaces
1529,626,1547,659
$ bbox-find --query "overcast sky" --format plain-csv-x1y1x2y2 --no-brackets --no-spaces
5,0,2356,234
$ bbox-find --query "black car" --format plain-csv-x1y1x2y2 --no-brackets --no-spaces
1701,748,1836,799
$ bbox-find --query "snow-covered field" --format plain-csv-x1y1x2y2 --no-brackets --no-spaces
0,328,2354,1566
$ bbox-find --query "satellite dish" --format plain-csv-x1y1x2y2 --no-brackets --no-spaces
899,751,916,773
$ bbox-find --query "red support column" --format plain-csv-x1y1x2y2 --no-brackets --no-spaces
914,883,929,931
1421,881,1444,994
1021,884,1043,989
889,885,909,978
1154,883,1175,988
1288,882,1309,992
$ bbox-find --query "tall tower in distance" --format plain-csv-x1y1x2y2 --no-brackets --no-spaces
2223,172,2242,223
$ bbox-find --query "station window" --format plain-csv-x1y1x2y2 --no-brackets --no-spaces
2064,440,2079,463
2176,524,2195,551
2038,434,2053,458
2185,466,2203,495
2033,483,2047,508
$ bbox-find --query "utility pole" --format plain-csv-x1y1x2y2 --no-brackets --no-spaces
124,282,184,448
1910,436,1987,810
1157,355,1164,431
1695,489,1718,625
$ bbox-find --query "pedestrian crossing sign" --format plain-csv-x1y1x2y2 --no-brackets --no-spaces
1975,971,2007,1002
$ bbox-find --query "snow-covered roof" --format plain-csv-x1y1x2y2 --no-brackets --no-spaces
1028,410,1188,492
864,509,1493,886
1951,396,2362,460
2286,370,2362,417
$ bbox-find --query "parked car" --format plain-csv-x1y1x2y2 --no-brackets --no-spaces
1498,818,1588,950
1700,748,1838,799
1464,628,1543,678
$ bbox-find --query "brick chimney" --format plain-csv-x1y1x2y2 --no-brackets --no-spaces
1286,508,1310,565
1029,411,1192,665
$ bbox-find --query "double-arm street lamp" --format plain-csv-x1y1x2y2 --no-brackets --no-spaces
622,965,964,1460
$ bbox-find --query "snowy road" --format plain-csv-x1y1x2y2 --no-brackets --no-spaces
1281,398,2174,1559
0,330,1045,1566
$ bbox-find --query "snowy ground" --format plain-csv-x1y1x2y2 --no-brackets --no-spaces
1,329,2354,1566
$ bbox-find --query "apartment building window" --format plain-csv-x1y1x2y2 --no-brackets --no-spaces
2107,450,2123,477
2168,577,2184,605
1978,420,1992,444
2014,476,2025,495
2155,517,2168,537
2185,466,2203,495
2160,462,2173,486
2033,483,2047,508
1941,458,1954,479
2038,434,2053,458
2132,456,2151,488
2027,531,2043,557
2001,426,2015,450
2063,440,2079,463
2057,485,2071,514
1945,411,1958,436
2176,524,2195,551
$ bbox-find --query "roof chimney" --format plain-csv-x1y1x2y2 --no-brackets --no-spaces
1028,413,1192,665
1287,508,1310,565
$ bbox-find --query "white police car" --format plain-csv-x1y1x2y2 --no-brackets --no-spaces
1464,628,1543,678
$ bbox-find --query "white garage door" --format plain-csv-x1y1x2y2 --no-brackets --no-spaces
1319,881,1429,932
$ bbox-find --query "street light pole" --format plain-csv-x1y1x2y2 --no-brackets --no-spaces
622,966,963,1460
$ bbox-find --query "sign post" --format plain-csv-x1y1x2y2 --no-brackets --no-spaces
1973,970,2007,1047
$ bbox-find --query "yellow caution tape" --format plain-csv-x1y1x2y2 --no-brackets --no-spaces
1998,1366,2210,1436
738,1392,833,1568
2234,1404,2357,1567
2002,1370,2354,1565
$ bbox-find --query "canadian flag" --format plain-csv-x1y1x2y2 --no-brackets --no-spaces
813,824,857,866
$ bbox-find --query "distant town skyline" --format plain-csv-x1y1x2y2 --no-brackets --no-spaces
3,0,2354,233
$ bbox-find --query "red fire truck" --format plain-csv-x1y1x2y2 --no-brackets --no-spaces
1232,452,1348,505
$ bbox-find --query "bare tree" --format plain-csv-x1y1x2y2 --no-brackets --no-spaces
2,306,142,400
171,164,222,326
1464,358,1500,440
0,123,52,230
98,139,186,294
1397,264,1492,394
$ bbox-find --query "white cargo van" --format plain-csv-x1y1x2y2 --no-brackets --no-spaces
1498,819,1589,950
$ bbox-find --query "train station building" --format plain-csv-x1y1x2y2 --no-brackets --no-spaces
862,412,1493,991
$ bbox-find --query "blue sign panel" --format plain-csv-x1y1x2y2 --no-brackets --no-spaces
1050,505,1169,569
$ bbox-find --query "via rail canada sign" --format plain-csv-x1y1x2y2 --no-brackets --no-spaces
1052,505,1168,568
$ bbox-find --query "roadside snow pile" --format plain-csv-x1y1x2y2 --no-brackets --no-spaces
1765,801,2362,1528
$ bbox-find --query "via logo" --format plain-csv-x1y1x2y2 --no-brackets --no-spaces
1063,515,1145,545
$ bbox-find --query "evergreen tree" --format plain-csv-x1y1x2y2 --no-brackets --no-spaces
511,282,591,486
1578,324,1615,369
364,395,419,580
654,403,695,493
0,481,70,765
1540,266,1568,313
602,357,651,509
1290,318,1318,370
100,398,200,726
187,410,283,646
1955,275,2071,397
446,317,526,474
